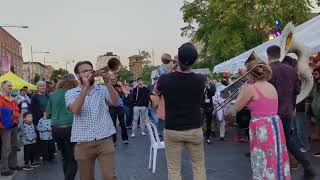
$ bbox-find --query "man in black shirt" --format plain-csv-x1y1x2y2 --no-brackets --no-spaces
267,46,315,178
156,43,206,180
202,75,216,143
131,78,150,137
109,74,128,144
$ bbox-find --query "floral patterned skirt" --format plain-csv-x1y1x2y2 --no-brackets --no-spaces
249,115,291,180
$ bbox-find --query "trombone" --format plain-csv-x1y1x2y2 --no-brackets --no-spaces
214,63,267,113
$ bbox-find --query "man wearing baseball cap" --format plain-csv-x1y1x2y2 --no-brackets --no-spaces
156,42,206,180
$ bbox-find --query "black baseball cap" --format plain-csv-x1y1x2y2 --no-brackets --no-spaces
178,42,198,68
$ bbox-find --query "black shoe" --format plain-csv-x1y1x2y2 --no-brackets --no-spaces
313,152,320,157
1,170,15,176
211,132,216,137
304,167,316,179
245,152,250,157
9,166,23,171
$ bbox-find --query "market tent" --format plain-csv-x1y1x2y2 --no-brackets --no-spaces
0,71,36,90
213,15,320,74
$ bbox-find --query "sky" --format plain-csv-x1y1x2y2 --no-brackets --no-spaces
0,0,319,72
0,0,188,71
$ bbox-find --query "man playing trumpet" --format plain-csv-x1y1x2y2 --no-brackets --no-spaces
65,61,120,180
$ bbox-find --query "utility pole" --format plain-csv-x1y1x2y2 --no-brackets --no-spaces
30,46,33,83
152,49,155,66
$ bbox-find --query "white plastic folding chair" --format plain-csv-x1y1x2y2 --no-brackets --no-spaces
146,122,165,173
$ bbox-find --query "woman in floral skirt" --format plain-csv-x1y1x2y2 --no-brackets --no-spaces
234,57,291,180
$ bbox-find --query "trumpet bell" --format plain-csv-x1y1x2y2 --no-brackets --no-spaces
108,58,122,73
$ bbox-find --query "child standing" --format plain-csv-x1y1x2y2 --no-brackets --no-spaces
22,112,39,170
37,111,55,162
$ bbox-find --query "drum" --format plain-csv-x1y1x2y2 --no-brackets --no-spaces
236,107,251,129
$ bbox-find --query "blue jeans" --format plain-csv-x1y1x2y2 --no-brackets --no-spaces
148,106,159,125
292,112,310,150
282,117,311,169
158,119,165,136
123,105,132,127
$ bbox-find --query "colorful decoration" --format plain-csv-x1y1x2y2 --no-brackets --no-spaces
274,19,282,37
223,71,231,78
309,52,320,69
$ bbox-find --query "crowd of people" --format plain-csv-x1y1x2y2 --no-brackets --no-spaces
0,42,319,180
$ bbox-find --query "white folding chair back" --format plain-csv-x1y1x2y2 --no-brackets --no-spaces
146,122,165,173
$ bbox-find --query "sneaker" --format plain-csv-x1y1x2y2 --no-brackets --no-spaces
219,137,226,141
1,170,15,176
304,167,316,179
30,163,40,168
131,133,135,138
300,148,307,153
313,152,320,157
206,139,211,144
22,165,33,171
123,140,129,144
141,132,146,136
9,166,23,171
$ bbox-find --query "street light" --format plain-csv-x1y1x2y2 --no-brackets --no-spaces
0,25,29,28
30,46,50,83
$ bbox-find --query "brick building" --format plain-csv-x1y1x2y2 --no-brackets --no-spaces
129,55,142,78
23,62,46,82
96,52,120,70
0,27,23,77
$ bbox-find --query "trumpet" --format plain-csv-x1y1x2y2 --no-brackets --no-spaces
93,57,122,76
90,58,121,85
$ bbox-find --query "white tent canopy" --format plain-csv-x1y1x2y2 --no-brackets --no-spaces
213,15,320,74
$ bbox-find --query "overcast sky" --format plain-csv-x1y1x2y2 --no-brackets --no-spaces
0,0,188,71
0,0,319,72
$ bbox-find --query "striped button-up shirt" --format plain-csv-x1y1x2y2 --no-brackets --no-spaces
65,85,116,143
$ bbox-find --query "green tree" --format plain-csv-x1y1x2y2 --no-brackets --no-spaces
139,66,158,86
51,68,68,81
117,66,133,82
181,0,316,66
33,73,40,84
140,50,152,67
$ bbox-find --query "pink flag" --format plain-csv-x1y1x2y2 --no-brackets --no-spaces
2,55,11,72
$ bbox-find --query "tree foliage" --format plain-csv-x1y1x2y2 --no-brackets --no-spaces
139,66,158,86
51,68,68,81
140,50,152,67
33,73,40,84
181,0,315,66
117,66,133,82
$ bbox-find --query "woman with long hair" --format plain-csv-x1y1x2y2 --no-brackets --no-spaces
234,59,291,180
47,74,78,180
